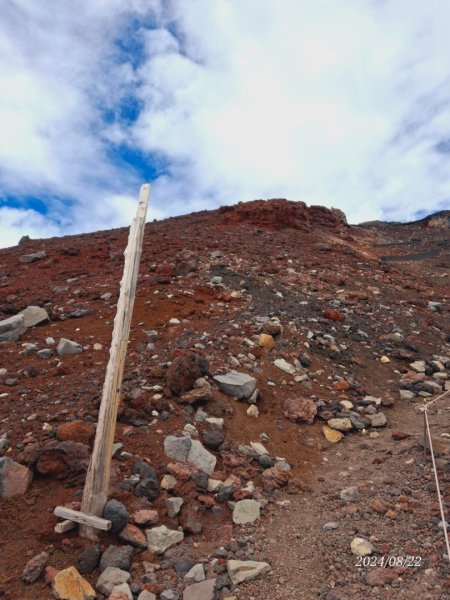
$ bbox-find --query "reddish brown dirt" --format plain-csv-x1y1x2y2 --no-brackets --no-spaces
0,200,449,599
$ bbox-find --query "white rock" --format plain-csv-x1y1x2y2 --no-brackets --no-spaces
110,583,133,599
165,497,183,518
340,486,359,503
227,560,271,584
0,314,26,342
183,578,216,600
232,499,261,525
247,405,259,417
184,563,206,582
169,318,180,325
351,537,374,557
250,442,269,456
274,358,296,374
160,474,177,490
205,417,224,430
96,567,131,596
207,479,223,492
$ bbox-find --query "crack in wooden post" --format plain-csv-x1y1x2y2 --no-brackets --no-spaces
76,184,150,540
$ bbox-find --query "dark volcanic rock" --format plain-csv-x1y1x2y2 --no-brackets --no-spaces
103,499,129,533
166,352,209,395
36,440,89,478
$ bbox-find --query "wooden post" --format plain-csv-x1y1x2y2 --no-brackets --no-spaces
78,184,150,540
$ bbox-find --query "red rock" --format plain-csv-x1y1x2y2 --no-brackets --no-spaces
333,379,350,391
392,431,411,440
222,453,251,469
36,440,89,479
179,385,212,405
181,507,203,534
118,523,147,548
232,489,253,501
165,353,208,396
370,499,388,513
0,457,33,498
198,495,215,507
323,308,342,322
385,510,397,520
215,524,233,541
44,566,59,585
283,397,317,423
167,462,197,480
262,467,290,489
131,509,159,526
56,421,95,445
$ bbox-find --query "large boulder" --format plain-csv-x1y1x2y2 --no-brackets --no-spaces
166,353,209,395
36,440,89,479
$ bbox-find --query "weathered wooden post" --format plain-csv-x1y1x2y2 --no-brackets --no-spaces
54,184,150,540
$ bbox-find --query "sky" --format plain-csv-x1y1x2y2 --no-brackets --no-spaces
0,0,449,248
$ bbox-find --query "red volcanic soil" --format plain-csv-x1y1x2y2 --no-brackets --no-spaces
0,199,449,599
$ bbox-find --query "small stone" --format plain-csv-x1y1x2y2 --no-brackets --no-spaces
183,578,216,600
351,537,374,557
274,358,296,374
161,474,177,490
185,563,206,582
368,412,387,427
166,497,184,518
131,509,159,526
259,334,275,349
164,435,192,462
96,567,131,596
77,545,100,575
110,583,133,600
0,457,33,497
247,405,259,417
57,338,83,356
232,499,261,525
100,545,133,572
227,560,271,585
18,306,49,327
103,499,129,533
323,522,338,531
37,349,53,359
380,356,390,363
340,486,360,503
57,421,96,446
187,440,216,475
327,418,352,432
138,593,157,600
19,250,46,263
22,551,49,583
160,590,179,600
213,371,257,400
322,426,344,443
146,525,184,554
53,566,96,600
118,524,147,548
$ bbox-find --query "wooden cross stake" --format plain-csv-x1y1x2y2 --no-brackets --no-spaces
54,184,150,540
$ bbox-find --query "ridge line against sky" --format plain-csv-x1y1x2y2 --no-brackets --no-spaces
0,0,449,248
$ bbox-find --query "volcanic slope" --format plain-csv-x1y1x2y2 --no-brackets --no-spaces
0,199,449,599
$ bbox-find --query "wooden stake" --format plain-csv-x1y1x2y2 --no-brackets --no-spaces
78,184,150,540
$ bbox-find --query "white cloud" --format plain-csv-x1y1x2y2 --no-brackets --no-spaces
0,0,449,249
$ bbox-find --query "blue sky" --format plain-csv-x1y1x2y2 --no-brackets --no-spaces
0,0,449,248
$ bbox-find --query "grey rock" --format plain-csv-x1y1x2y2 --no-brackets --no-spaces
22,551,49,583
160,590,179,600
185,563,206,582
202,429,225,450
213,371,256,400
183,578,216,600
37,349,53,359
18,306,49,327
327,418,352,431
110,583,133,599
274,358,296,374
232,499,261,525
166,497,184,518
258,455,273,469
137,592,157,600
104,499,129,533
187,440,216,474
0,314,26,342
0,457,33,497
96,567,131,596
368,412,387,427
173,557,195,576
164,434,192,461
100,545,133,572
340,486,360,503
18,251,47,263
323,522,339,531
57,337,83,355
146,525,184,554
134,472,160,501
77,544,101,574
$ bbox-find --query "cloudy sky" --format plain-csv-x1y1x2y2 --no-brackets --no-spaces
0,0,449,248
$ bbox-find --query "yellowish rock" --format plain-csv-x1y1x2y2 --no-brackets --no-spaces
259,333,275,349
246,405,259,418
52,566,96,600
323,425,344,443
380,355,390,363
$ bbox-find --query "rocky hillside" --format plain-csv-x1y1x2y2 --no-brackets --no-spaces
0,199,449,600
